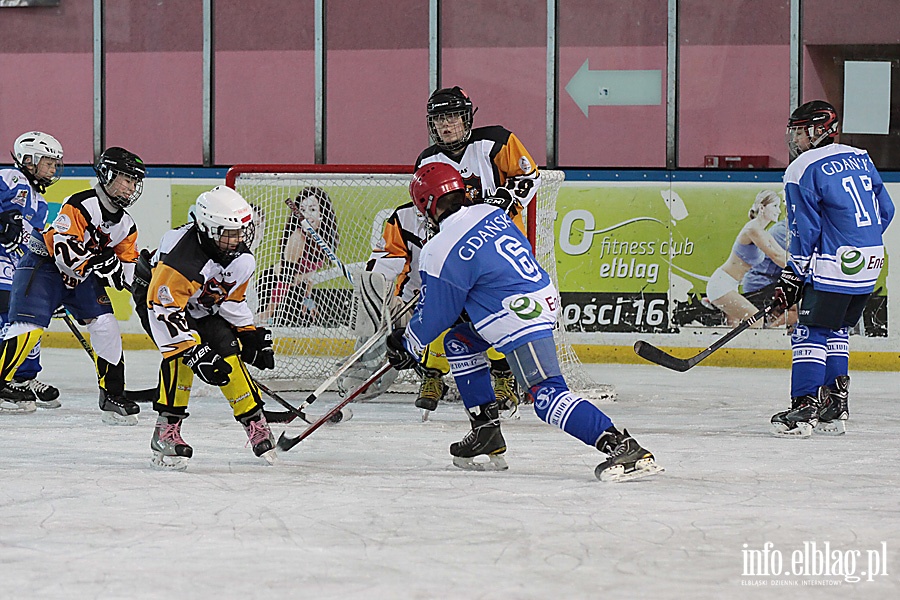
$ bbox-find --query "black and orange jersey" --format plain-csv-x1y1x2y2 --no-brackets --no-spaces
146,224,256,358
43,185,139,289
365,201,425,301
415,125,541,232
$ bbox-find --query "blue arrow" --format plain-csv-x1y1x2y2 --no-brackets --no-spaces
565,59,662,117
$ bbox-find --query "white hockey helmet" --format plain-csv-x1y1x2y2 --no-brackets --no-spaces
12,131,64,192
193,186,256,261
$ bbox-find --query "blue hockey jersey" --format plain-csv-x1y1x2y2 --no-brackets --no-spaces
403,204,559,357
0,168,50,290
784,143,894,294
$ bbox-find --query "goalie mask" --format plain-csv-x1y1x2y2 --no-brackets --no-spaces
12,131,64,194
786,100,839,160
427,86,475,154
94,147,146,209
409,163,466,230
193,186,256,262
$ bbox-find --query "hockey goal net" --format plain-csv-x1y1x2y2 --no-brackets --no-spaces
226,165,615,401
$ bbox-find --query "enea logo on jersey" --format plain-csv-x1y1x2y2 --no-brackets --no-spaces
839,248,866,275
509,296,543,320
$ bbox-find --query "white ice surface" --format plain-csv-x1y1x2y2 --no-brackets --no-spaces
1,348,898,599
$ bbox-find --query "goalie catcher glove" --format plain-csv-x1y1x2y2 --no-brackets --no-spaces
237,327,275,370
182,342,232,386
482,187,516,213
87,247,126,290
386,327,419,372
770,267,804,318
0,210,26,258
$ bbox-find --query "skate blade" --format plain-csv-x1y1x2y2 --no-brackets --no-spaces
36,399,62,409
771,421,814,437
150,452,189,471
814,420,846,435
101,411,139,426
500,406,520,421
258,449,278,465
421,409,430,422
452,453,508,471
0,401,37,414
596,458,664,482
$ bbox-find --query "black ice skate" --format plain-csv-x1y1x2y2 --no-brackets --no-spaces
594,428,663,482
815,375,849,435
771,387,826,438
99,389,140,426
415,368,447,413
450,401,508,471
241,409,277,465
10,377,61,409
150,413,193,471
0,381,36,414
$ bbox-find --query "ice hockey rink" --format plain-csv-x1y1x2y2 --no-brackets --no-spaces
1,347,897,600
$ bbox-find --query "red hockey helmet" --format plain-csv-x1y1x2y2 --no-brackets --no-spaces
409,163,465,223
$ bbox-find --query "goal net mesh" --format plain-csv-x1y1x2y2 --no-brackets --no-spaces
228,165,615,401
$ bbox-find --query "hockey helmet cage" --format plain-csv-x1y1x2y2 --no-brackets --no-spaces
193,185,256,262
94,147,146,208
11,131,64,193
787,100,839,159
427,86,475,153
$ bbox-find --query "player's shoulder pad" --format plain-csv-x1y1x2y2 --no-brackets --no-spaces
470,125,513,145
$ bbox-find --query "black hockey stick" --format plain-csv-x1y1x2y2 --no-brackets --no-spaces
60,311,160,400
633,306,772,372
276,362,393,453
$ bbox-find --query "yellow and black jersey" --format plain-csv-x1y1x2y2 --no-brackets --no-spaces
365,201,425,301
146,224,256,358
43,185,139,289
415,125,541,232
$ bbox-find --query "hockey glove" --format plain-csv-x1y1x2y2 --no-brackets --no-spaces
0,210,25,258
87,248,126,290
769,267,804,318
182,342,232,386
237,327,275,370
482,187,516,213
386,327,419,372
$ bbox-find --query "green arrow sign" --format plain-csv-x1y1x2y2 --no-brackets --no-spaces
565,59,662,117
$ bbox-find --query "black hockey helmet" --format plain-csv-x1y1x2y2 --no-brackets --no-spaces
427,86,475,153
786,100,839,159
94,147,146,209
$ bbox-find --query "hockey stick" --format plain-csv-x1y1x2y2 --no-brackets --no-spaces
284,197,354,286
633,305,772,372
276,362,393,452
59,311,160,401
253,377,314,424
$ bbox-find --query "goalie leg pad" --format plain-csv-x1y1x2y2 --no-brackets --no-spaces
350,271,391,337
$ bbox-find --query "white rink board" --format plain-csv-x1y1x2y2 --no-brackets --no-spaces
0,347,897,599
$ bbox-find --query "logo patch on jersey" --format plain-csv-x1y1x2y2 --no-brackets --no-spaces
199,277,236,308
840,249,865,275
98,294,112,306
518,156,532,173
157,285,175,305
53,213,72,233
509,296,543,320
445,339,468,356
14,189,28,206
791,324,809,344
534,387,556,411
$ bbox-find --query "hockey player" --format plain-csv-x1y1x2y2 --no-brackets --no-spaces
0,147,146,424
408,86,542,415
0,132,64,413
770,100,894,437
142,186,276,470
386,163,662,482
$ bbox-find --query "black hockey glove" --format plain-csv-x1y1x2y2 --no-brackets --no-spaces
386,328,419,372
769,267,804,318
482,187,516,213
237,327,275,370
87,248,126,290
182,342,232,386
0,209,25,258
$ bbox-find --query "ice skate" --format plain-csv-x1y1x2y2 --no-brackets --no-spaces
492,369,520,420
771,387,825,438
241,409,278,465
0,381,36,414
99,389,140,425
150,413,193,471
415,369,447,412
450,401,508,471
815,375,849,435
594,428,663,482
10,377,61,409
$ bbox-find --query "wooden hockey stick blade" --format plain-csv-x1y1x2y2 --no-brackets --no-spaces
633,306,770,372
277,362,393,452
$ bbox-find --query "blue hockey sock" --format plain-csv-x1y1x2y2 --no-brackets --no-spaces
530,375,613,446
790,324,829,397
823,327,849,388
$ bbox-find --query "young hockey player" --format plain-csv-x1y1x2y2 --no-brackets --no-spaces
386,162,663,482
142,186,276,470
0,147,146,424
0,132,64,413
770,100,894,437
